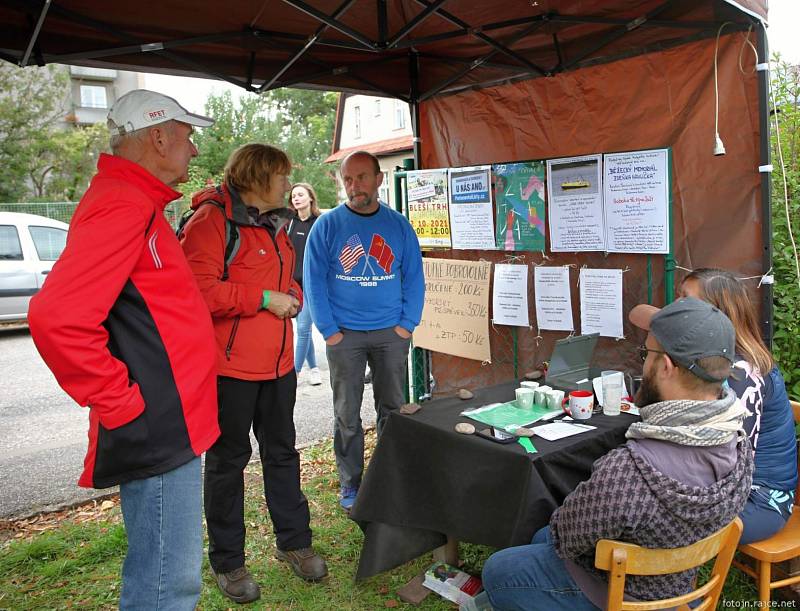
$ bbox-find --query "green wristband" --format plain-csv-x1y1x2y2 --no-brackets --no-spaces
261,290,271,309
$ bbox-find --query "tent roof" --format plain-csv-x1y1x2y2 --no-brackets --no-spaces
1,0,766,100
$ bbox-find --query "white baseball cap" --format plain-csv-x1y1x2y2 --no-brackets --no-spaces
107,89,214,135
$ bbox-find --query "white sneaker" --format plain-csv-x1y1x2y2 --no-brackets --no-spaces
309,367,322,386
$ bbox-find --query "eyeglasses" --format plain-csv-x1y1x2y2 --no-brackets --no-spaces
638,345,668,362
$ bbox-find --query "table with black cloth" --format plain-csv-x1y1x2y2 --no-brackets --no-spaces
350,380,639,580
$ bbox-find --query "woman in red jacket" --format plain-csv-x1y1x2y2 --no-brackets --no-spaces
180,144,327,604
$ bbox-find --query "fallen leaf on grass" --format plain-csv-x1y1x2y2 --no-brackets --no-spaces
100,500,115,511
378,585,390,594
385,599,399,608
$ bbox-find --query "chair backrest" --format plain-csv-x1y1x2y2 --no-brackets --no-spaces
791,400,800,500
594,517,743,611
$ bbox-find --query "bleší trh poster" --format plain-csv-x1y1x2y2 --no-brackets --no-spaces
406,169,451,248
448,166,496,250
546,154,605,252
493,161,546,251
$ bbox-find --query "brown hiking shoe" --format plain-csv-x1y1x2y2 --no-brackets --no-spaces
275,547,328,581
211,566,261,603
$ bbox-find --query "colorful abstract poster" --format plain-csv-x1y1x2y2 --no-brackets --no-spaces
493,161,546,251
448,166,496,250
406,169,451,248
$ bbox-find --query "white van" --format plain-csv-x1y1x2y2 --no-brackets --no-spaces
0,212,69,322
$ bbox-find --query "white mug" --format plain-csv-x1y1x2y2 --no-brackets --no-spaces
563,390,593,420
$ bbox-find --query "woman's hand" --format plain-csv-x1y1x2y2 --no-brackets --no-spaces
268,292,300,319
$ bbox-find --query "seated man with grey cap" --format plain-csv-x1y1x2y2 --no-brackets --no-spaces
28,90,219,611
480,297,754,611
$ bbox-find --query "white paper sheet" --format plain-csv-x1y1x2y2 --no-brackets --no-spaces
603,149,670,253
492,264,529,326
448,166,496,250
546,154,605,251
580,268,623,338
532,421,596,441
533,266,574,331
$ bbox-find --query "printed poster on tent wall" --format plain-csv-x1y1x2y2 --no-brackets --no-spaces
603,148,670,254
448,165,496,250
547,154,605,252
493,161,546,251
406,169,451,248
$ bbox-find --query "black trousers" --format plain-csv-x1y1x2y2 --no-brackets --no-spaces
205,373,312,573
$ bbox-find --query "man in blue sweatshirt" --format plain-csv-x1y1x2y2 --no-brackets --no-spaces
303,151,425,512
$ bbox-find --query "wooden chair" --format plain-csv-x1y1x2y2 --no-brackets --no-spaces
594,517,743,611
732,400,800,605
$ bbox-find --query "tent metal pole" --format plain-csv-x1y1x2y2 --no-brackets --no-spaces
412,0,547,76
20,0,51,67
419,20,546,101
377,0,388,46
756,21,773,348
281,0,376,50
386,0,450,50
258,0,357,92
410,50,422,167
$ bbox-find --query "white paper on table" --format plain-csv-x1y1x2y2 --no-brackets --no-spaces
532,421,596,441
546,154,605,252
492,264,529,326
603,149,669,254
448,166,496,250
533,266,574,331
580,268,623,338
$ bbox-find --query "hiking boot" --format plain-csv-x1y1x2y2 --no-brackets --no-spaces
211,566,260,603
275,547,328,581
339,485,359,512
309,367,322,386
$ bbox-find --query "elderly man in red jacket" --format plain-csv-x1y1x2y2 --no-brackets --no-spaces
28,90,219,611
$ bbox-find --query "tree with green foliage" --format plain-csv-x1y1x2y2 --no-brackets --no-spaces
0,63,108,202
770,55,800,400
186,88,337,208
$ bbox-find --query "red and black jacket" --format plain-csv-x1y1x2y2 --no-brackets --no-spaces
180,184,301,380
28,154,220,489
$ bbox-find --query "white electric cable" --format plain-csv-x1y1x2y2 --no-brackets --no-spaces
714,22,733,155
767,57,800,290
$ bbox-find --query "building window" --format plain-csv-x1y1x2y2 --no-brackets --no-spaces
394,100,406,129
374,99,381,117
80,85,108,109
354,106,361,139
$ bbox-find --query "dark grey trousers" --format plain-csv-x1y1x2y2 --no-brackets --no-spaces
326,327,411,488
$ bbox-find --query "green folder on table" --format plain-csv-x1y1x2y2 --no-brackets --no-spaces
461,401,562,431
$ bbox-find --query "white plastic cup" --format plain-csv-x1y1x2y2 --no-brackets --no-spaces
520,381,540,390
546,389,565,410
533,385,551,406
515,387,535,409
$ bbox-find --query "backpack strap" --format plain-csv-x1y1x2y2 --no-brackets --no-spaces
184,198,240,281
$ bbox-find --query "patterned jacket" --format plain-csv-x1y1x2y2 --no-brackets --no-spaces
550,430,753,600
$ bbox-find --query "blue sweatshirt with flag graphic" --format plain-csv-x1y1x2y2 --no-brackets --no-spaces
303,203,425,339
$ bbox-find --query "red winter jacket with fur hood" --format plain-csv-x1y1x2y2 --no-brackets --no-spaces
180,184,301,380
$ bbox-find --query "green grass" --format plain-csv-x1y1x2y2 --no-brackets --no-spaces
0,433,769,610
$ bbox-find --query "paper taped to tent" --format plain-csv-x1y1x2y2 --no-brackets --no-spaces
0,0,774,397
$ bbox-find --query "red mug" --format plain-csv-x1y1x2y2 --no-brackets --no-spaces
562,390,594,420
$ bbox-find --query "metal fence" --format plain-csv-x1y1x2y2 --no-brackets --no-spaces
0,201,186,228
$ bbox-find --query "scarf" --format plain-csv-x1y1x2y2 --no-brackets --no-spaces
626,387,746,446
